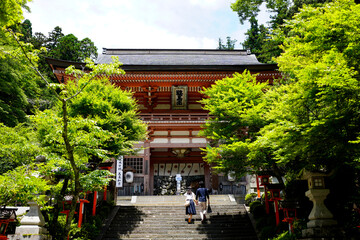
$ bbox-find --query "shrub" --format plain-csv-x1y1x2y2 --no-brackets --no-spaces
245,193,258,206
249,201,266,219
269,231,296,240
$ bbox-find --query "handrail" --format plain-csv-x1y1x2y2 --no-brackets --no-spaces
140,113,209,121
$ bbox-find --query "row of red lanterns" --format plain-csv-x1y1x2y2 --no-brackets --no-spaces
257,174,298,232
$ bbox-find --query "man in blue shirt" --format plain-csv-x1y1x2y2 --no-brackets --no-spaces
196,181,210,222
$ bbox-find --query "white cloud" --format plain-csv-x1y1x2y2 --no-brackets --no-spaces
23,0,254,51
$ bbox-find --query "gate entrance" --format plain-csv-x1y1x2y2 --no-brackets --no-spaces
153,163,205,195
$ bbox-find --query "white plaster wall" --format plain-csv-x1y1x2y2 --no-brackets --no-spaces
192,138,207,143
192,131,200,136
152,138,169,143
171,131,189,136
134,149,145,154
170,138,190,143
153,131,168,136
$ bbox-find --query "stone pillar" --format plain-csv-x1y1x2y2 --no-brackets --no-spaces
9,201,51,240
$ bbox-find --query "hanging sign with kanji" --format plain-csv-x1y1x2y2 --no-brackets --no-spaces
116,156,124,187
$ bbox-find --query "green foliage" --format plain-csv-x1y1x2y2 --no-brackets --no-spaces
0,123,42,174
245,192,258,205
257,0,360,171
80,170,114,192
217,36,237,50
200,70,270,175
30,57,146,239
0,57,28,126
0,0,31,27
249,200,266,218
269,231,296,240
232,0,331,62
242,16,273,62
48,34,98,62
0,55,54,127
0,164,50,206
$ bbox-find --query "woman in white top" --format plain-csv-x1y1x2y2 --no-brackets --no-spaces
184,187,197,223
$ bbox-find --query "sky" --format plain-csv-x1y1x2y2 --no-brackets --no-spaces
23,0,270,52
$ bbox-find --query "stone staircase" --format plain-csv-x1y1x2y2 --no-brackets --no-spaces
100,195,258,240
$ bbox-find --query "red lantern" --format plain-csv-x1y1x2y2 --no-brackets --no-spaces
269,189,282,201
267,184,284,226
259,175,270,186
60,200,76,222
280,201,299,233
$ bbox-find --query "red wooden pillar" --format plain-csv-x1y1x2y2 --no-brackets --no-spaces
256,175,261,198
268,185,283,226
274,200,280,225
259,175,270,214
264,185,270,214
99,165,112,201
78,199,90,228
92,191,98,216
103,186,107,201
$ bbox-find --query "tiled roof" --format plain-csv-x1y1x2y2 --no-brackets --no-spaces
96,49,262,66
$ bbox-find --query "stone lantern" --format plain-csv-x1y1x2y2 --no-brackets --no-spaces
10,201,51,240
301,171,339,239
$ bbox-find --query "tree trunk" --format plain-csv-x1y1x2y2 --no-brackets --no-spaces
272,162,284,186
61,99,81,240
49,177,69,237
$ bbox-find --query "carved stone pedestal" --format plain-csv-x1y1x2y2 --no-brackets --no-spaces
8,202,51,240
305,189,337,228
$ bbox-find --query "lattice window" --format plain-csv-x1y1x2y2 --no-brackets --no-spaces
124,158,143,174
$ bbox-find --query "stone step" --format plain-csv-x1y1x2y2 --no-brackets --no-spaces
103,237,257,240
109,214,248,224
104,231,257,237
117,194,238,206
100,197,257,240
103,233,258,239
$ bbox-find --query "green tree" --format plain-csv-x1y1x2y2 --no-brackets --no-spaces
49,33,98,62
217,36,237,50
242,16,272,62
261,0,360,170
29,57,146,240
19,19,32,42
232,0,331,62
200,70,272,176
0,0,31,28
248,0,360,233
46,26,64,51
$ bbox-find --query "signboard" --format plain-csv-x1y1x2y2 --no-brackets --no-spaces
176,174,182,181
116,156,123,188
171,86,188,110
176,174,182,195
